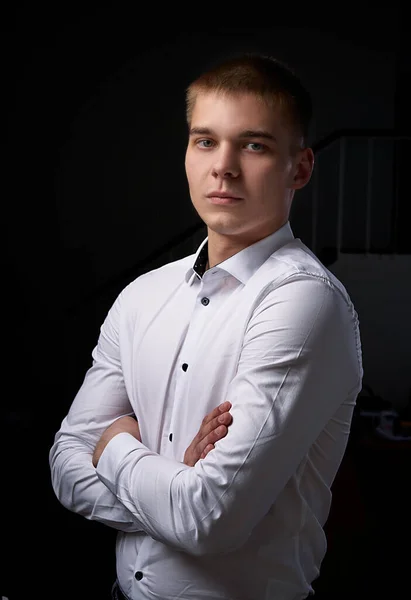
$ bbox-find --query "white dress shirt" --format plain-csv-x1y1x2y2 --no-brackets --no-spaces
49,222,363,600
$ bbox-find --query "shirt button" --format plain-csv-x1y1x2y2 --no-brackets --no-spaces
182,363,188,371
169,433,173,442
135,571,143,581
201,297,210,306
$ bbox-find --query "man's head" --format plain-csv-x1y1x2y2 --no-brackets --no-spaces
184,53,315,248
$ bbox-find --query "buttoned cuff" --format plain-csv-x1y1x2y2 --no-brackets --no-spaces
96,432,144,493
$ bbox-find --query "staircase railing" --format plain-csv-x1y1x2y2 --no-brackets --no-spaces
292,128,410,265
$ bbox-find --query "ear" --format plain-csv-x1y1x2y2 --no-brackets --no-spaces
290,147,314,190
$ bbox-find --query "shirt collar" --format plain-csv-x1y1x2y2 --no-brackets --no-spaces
185,221,295,285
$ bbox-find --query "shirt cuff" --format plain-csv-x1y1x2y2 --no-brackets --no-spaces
96,432,145,493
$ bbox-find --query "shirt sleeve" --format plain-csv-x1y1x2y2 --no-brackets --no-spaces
96,274,363,553
49,289,145,532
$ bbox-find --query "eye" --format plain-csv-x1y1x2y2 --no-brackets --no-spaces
196,139,214,148
246,142,265,152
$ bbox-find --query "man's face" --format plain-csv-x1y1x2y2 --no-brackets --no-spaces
185,91,313,245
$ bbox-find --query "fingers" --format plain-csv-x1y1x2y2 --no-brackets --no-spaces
212,411,233,435
200,412,233,455
201,443,214,459
202,401,232,426
187,402,233,466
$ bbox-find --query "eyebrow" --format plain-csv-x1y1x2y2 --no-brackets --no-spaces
189,127,277,143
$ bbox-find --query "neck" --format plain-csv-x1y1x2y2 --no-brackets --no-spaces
206,222,286,269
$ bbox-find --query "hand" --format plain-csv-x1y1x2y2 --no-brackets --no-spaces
92,416,141,468
183,401,232,467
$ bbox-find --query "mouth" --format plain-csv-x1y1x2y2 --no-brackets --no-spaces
206,192,243,205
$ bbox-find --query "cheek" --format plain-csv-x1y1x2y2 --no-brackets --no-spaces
185,169,203,204
185,154,199,179
184,156,191,179
186,161,208,193
263,162,290,188
250,164,280,191
251,168,288,203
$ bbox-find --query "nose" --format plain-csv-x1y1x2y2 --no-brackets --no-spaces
211,145,240,179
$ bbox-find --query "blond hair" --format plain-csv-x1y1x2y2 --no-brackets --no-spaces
186,53,312,147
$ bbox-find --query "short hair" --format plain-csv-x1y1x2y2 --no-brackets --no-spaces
185,53,312,148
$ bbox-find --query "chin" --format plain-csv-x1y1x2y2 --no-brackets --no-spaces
205,219,246,237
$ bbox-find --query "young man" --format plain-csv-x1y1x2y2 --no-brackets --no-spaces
49,53,363,600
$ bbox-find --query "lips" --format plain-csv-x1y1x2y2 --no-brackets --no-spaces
206,192,243,205
207,196,242,205
206,191,242,199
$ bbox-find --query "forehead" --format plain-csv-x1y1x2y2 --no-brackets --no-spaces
190,91,286,135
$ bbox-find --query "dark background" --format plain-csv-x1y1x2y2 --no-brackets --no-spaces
2,4,410,599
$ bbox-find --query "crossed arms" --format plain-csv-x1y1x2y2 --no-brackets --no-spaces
49,275,361,555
